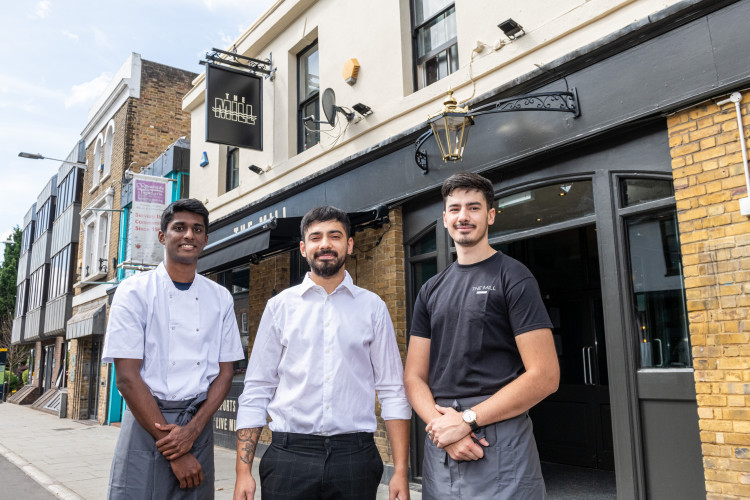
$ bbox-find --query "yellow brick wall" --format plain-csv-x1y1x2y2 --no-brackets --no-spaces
668,92,750,499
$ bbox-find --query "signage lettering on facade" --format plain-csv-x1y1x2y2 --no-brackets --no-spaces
205,64,262,151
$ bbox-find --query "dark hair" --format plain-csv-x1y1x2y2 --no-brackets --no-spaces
161,198,210,233
300,206,351,239
441,171,494,209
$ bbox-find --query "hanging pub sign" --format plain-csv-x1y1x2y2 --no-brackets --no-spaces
205,63,263,151
129,173,171,266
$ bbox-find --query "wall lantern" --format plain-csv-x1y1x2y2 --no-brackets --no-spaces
414,87,581,174
428,91,473,162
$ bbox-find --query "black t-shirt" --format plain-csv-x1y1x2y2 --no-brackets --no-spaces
410,251,552,399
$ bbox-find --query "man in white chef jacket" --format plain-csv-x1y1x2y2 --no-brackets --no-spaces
103,198,244,499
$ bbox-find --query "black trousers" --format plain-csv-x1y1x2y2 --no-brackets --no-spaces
259,432,384,500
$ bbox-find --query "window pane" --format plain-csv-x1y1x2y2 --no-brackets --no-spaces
490,180,595,238
299,44,319,101
410,230,437,255
232,266,249,294
621,178,674,207
415,0,453,25
302,100,319,150
626,210,691,368
417,7,456,58
226,148,239,191
412,259,438,295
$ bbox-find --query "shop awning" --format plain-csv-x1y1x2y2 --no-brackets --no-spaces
197,205,389,275
66,304,107,340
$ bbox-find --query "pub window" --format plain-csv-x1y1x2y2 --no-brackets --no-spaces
297,40,320,153
226,147,239,192
626,210,690,368
412,0,458,90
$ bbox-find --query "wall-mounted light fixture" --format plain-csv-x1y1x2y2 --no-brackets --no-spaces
199,151,209,167
352,103,373,117
248,164,265,175
414,88,580,174
498,19,525,40
18,152,88,171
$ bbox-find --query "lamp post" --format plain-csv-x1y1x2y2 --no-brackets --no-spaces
18,152,87,170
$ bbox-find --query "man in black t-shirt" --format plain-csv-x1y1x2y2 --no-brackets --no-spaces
404,172,559,499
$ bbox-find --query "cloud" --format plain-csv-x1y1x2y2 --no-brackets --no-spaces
34,1,51,18
65,73,111,108
62,30,79,42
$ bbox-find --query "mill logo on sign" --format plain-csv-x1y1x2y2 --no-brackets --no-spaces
205,63,263,151
212,93,257,125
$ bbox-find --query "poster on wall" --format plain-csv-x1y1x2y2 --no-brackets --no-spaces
205,63,263,150
129,173,171,265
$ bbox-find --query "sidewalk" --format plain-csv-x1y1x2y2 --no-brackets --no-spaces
0,403,419,499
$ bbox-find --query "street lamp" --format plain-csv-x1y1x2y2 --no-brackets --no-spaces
18,152,87,170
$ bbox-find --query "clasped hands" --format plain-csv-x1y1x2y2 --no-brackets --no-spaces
155,421,203,489
425,404,489,462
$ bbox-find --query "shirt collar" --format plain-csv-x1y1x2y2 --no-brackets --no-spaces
156,262,197,290
299,271,356,297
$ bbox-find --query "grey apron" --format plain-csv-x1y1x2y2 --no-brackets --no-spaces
422,396,547,500
108,393,214,500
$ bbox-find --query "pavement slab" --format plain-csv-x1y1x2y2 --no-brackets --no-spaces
0,402,419,499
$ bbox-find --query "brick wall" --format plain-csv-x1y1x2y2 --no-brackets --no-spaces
668,92,750,499
72,60,196,426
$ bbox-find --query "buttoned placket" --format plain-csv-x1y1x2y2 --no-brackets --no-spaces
166,284,201,400
321,288,333,435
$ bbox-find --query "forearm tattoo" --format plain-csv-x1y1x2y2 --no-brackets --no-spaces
237,427,262,465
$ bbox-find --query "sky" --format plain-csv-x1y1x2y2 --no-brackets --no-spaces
0,0,276,247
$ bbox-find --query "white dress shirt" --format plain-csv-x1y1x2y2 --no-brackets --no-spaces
102,263,244,401
237,271,411,434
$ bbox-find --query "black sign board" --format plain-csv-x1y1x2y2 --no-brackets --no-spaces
205,64,263,151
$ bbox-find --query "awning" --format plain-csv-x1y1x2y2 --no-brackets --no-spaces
197,205,389,275
66,304,107,340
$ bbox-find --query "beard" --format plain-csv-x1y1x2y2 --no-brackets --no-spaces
307,250,346,278
452,223,487,247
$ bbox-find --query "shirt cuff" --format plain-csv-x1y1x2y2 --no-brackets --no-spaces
380,398,412,421
236,407,269,430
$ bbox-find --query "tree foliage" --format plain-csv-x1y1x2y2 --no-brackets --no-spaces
0,227,29,379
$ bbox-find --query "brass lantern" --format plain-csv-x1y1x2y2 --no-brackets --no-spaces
428,91,473,162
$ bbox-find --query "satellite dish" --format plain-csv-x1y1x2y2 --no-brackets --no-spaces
304,88,354,127
322,88,337,126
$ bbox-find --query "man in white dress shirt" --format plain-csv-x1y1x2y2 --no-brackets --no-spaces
103,199,244,499
233,206,411,500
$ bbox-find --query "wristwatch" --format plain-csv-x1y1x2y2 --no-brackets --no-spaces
462,408,479,431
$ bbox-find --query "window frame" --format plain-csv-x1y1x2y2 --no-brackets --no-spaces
226,146,239,192
411,0,458,90
80,190,114,282
297,40,320,153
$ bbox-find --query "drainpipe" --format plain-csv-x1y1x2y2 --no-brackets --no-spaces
716,92,750,216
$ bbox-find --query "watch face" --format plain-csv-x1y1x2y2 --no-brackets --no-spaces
463,409,477,423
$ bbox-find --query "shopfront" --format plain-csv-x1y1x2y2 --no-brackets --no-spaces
194,2,750,496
